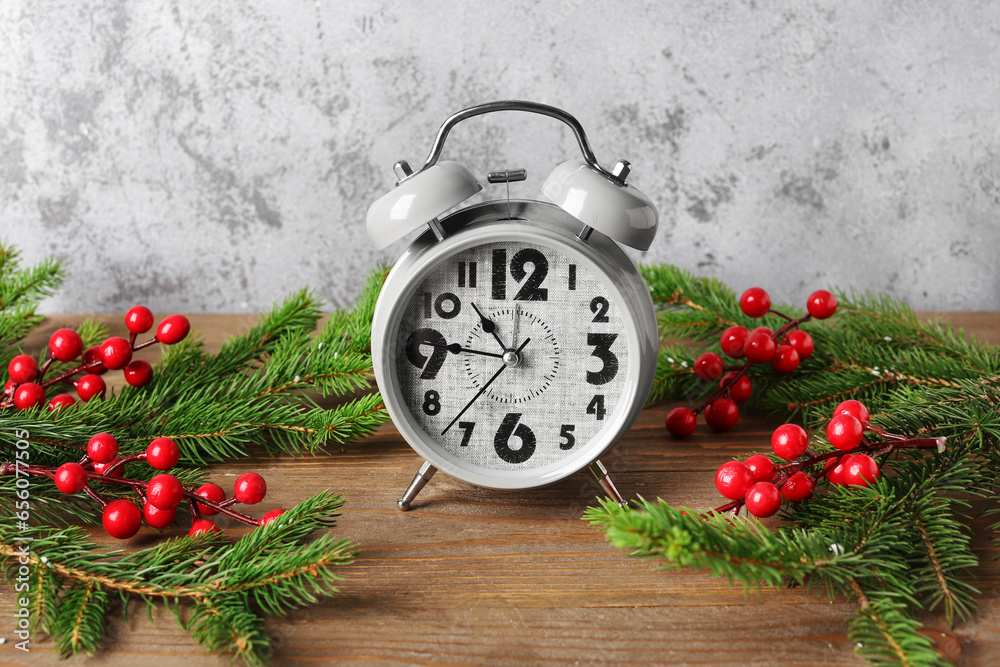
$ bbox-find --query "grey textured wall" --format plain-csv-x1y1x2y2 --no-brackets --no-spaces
2,1,998,313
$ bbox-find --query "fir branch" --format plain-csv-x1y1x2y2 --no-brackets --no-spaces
0,491,357,664
601,263,1000,666
849,594,947,667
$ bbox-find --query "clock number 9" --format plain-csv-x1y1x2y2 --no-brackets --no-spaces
492,249,549,301
494,413,536,464
586,333,619,385
405,328,448,380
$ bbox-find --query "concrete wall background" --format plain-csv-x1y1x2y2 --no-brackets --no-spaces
1,0,998,313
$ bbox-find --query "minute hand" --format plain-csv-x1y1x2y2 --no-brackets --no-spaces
441,337,531,436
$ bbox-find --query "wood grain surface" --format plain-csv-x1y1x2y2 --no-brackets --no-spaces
1,312,998,666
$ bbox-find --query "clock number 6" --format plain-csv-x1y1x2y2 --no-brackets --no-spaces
586,333,619,385
405,328,449,380
494,413,536,464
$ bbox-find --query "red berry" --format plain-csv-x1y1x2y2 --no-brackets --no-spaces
234,472,267,505
147,473,184,510
665,407,697,438
719,372,752,404
842,454,880,487
82,345,108,375
8,354,39,383
827,414,863,450
739,287,771,318
693,352,725,381
744,454,775,482
781,472,816,503
704,397,739,432
103,499,142,539
123,359,153,387
157,315,191,345
87,433,119,464
195,483,226,516
75,373,106,402
785,330,814,360
744,481,782,517
125,305,155,334
3,378,12,398
834,399,870,427
143,502,176,529
752,327,774,337
770,345,800,374
258,509,285,527
714,460,753,500
719,326,749,359
99,337,133,370
743,331,776,364
13,383,46,410
189,518,220,537
93,457,125,479
54,462,88,494
824,457,848,485
47,393,75,412
771,423,808,460
807,290,838,319
48,328,83,362
145,437,180,470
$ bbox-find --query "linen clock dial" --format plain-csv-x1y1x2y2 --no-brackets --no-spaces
394,240,629,472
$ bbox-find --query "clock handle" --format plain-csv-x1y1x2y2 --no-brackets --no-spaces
417,100,618,181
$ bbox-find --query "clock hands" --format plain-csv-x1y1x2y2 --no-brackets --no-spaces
441,337,531,436
471,302,508,350
512,302,521,348
426,342,504,359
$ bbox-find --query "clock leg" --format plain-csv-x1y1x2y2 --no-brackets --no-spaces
397,460,438,511
589,460,628,508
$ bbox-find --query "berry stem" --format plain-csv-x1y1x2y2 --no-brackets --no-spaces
768,308,796,323
83,485,108,508
132,336,159,352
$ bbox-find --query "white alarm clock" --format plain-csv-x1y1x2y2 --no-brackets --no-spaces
366,101,659,510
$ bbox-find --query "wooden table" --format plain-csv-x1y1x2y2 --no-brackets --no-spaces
3,313,998,666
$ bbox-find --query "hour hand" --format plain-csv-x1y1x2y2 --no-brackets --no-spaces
471,302,507,349
427,342,504,359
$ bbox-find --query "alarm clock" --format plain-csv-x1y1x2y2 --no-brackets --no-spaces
366,101,659,510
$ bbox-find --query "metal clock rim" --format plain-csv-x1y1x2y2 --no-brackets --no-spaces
371,201,656,491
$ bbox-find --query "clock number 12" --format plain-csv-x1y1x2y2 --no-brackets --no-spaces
492,249,549,301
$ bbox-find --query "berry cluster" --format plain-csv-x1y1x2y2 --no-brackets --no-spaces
665,288,839,438
710,400,946,518
2,433,284,539
2,307,190,412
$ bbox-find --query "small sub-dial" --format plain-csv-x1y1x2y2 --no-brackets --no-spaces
462,307,560,405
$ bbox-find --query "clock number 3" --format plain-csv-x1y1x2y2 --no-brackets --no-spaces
586,333,619,385
492,249,549,301
494,413,536,464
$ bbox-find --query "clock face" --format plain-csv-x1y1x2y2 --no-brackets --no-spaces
393,239,630,472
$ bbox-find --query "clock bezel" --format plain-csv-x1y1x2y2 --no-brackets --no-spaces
371,200,657,490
